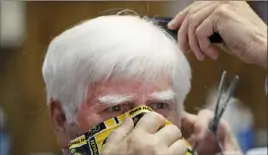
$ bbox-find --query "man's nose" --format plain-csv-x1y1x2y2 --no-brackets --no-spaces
132,99,147,107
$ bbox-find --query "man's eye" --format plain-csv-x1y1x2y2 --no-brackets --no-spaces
150,102,170,110
106,105,122,112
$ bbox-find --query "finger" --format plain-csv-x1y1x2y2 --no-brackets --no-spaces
179,15,205,60
196,12,220,60
181,111,197,134
154,124,182,146
188,3,218,61
218,120,238,151
178,16,190,53
135,112,166,134
187,135,197,147
222,130,241,153
168,1,213,29
217,119,231,140
106,117,134,144
194,109,214,140
168,139,188,155
168,5,192,30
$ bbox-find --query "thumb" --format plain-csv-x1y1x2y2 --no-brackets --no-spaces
181,112,197,134
222,130,242,154
106,117,134,144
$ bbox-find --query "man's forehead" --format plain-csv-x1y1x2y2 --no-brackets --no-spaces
88,79,171,101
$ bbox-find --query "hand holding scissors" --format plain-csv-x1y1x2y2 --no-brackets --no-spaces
192,71,239,155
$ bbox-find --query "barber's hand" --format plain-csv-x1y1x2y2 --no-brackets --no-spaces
168,1,267,69
101,112,188,155
181,110,242,155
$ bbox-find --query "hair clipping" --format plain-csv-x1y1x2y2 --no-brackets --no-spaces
148,17,223,44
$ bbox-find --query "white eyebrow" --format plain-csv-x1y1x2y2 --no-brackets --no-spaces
97,95,134,106
149,90,176,101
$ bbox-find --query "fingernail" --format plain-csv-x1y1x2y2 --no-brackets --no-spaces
178,45,187,53
168,20,175,29
127,117,133,122
185,49,191,53
211,53,219,60
197,132,205,140
198,55,205,61
122,117,130,124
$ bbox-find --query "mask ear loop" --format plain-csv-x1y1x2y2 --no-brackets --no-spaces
65,118,83,145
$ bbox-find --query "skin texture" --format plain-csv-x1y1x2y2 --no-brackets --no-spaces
181,111,242,155
50,78,241,155
168,1,267,69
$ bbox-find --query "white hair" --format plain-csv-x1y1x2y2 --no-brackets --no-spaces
42,15,191,122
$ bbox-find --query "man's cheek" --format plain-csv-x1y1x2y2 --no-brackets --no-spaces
98,111,123,122
76,113,102,132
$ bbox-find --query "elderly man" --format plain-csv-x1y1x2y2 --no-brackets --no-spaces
42,15,193,155
42,14,235,155
48,3,268,153
43,1,267,155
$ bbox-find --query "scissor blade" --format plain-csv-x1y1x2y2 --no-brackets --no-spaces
215,71,227,115
218,75,239,120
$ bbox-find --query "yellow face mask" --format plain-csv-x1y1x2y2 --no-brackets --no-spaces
69,105,193,155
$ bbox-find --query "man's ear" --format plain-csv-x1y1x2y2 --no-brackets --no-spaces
49,99,69,149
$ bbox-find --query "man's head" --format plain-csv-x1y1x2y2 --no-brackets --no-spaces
42,15,191,150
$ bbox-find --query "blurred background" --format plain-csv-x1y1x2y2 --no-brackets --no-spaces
0,1,267,155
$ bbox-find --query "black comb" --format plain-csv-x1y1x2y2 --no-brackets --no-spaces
149,17,223,44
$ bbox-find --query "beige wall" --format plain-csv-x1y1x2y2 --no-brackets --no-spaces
0,2,267,155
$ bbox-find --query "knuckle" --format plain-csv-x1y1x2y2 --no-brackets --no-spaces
195,27,202,36
170,124,182,137
188,15,197,27
215,5,229,16
127,132,139,147
110,129,119,137
150,111,166,121
188,9,195,15
129,129,141,141
106,130,118,142
199,109,214,118
140,137,156,150
165,124,182,139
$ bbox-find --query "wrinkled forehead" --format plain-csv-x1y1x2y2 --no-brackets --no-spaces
88,78,174,98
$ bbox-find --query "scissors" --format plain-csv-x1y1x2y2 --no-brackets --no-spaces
192,70,239,155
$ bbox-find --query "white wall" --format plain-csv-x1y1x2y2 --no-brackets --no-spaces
166,1,194,16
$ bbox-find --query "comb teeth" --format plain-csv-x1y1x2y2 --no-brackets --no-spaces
148,17,178,40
